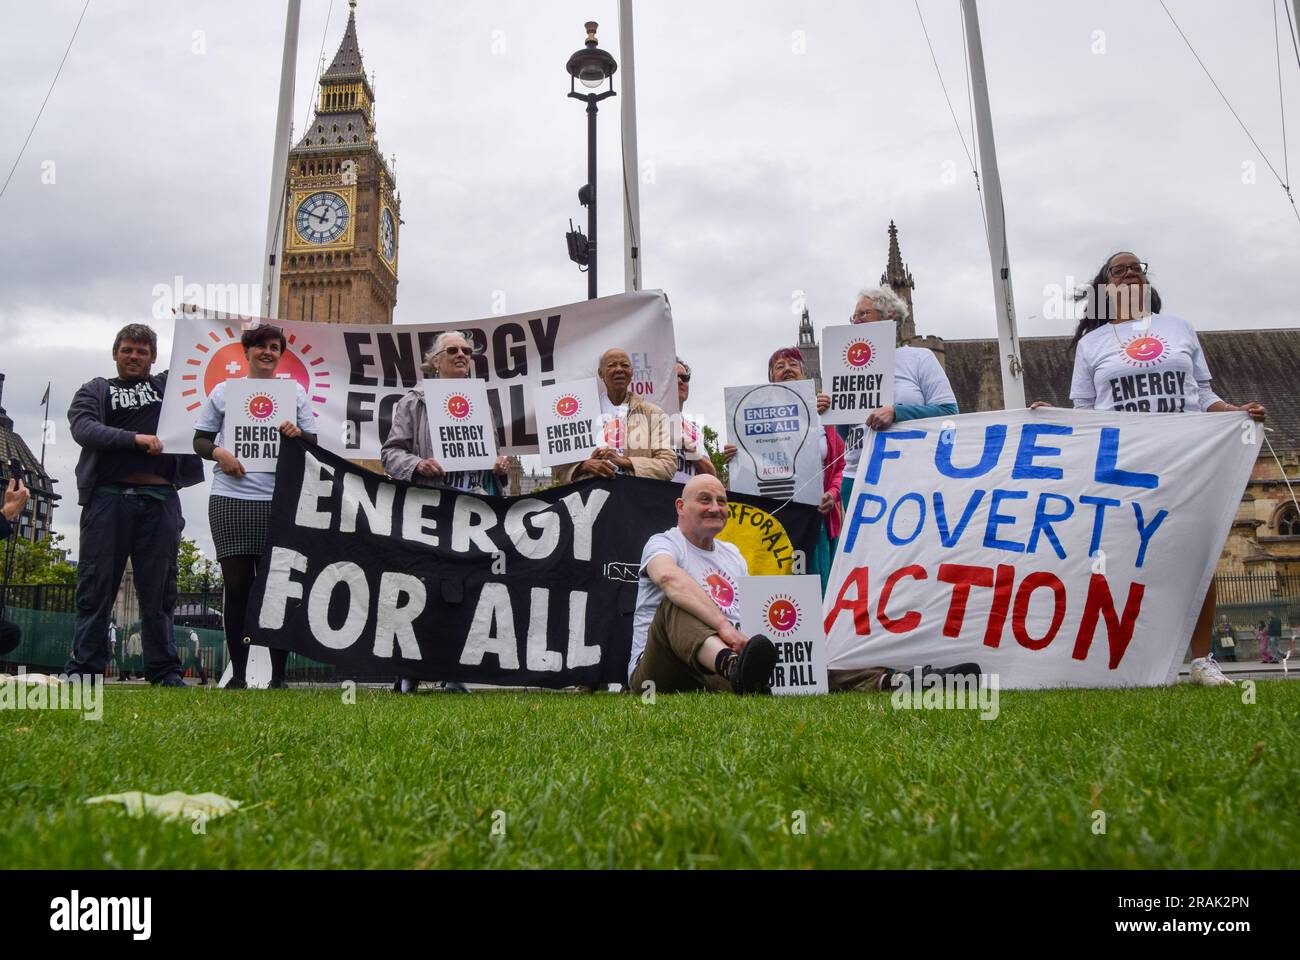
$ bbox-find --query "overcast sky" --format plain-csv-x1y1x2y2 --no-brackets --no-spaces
2,0,1298,558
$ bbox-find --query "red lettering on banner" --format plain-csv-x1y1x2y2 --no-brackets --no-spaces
1072,573,1145,669
877,565,927,634
824,566,871,636
983,564,1016,648
1012,571,1067,650
937,564,995,637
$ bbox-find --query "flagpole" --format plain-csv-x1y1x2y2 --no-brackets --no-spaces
961,0,1025,410
262,0,302,320
618,0,643,292
39,382,50,471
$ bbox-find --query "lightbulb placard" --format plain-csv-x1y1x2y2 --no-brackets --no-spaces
534,378,601,468
223,378,297,473
725,380,822,506
820,322,896,426
739,574,827,695
421,378,498,472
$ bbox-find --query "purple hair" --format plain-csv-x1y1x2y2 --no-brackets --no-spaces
767,347,805,381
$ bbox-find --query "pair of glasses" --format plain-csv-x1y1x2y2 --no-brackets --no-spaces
1107,262,1148,278
677,373,691,383
441,346,472,356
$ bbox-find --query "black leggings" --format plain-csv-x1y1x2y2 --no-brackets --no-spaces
220,554,288,684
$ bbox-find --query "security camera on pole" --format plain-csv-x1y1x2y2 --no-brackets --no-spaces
564,21,618,300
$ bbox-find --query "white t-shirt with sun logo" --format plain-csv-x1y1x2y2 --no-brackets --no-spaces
629,526,749,683
194,379,315,500
1069,314,1221,414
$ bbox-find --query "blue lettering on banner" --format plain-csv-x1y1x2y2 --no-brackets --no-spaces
1094,427,1158,489
936,424,1006,479
846,420,1173,566
743,418,801,436
744,405,798,421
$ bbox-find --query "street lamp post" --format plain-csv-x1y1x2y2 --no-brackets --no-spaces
565,21,617,300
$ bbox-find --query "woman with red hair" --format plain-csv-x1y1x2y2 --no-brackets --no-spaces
724,347,845,589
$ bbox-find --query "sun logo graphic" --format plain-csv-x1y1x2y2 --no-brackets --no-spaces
602,415,625,450
445,393,473,420
553,394,582,419
244,392,279,422
1121,334,1168,368
176,322,326,419
843,339,875,368
762,594,802,637
704,571,737,609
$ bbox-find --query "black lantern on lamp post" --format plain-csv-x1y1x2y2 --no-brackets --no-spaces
565,21,617,300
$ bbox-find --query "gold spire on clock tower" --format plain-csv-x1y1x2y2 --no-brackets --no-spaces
279,0,400,325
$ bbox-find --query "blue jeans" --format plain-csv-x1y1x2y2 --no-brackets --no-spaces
66,486,184,683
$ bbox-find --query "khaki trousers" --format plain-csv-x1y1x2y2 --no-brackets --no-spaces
629,599,732,694
827,666,892,692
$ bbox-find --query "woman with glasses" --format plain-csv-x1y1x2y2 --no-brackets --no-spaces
1033,250,1265,686
833,287,959,516
381,330,510,693
671,358,717,483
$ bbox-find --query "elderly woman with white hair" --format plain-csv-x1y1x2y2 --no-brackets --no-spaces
830,287,959,515
381,329,510,693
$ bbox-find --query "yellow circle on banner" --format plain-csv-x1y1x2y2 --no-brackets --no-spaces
717,501,800,575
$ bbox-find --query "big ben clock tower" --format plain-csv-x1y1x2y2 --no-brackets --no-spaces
279,1,399,325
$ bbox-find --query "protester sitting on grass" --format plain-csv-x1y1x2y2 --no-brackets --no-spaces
381,330,510,694
193,324,315,690
628,474,777,695
554,347,676,484
0,476,29,657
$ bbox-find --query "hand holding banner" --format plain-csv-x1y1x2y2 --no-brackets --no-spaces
223,378,297,473
535,378,601,468
820,322,895,425
421,379,498,471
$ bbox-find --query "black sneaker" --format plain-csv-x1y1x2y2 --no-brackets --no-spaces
726,635,778,695
886,662,982,689
268,679,289,690
225,677,247,690
157,675,187,688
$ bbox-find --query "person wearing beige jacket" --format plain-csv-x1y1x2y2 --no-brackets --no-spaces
554,348,676,484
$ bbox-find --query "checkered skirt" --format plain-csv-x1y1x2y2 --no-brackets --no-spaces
208,495,273,560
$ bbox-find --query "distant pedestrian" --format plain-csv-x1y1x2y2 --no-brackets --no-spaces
181,627,208,685
1256,621,1271,663
1267,613,1283,663
1213,616,1236,662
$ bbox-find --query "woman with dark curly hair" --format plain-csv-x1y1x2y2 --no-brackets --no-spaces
1034,251,1265,687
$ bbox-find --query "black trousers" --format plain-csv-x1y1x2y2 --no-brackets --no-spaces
0,617,19,657
66,487,184,683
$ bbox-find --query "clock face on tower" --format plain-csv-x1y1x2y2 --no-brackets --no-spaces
380,207,395,262
295,191,350,244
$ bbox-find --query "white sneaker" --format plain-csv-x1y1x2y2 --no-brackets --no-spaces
1189,656,1235,687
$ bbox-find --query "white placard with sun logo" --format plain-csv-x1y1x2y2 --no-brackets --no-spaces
223,378,297,473
534,378,601,468
421,378,499,471
819,322,896,426
739,574,828,695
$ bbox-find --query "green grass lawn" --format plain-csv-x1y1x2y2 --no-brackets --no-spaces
1,680,1296,868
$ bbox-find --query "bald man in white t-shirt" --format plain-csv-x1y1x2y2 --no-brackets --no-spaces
629,475,778,695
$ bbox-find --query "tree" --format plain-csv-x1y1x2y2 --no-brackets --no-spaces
176,538,222,593
3,533,77,585
702,424,729,487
